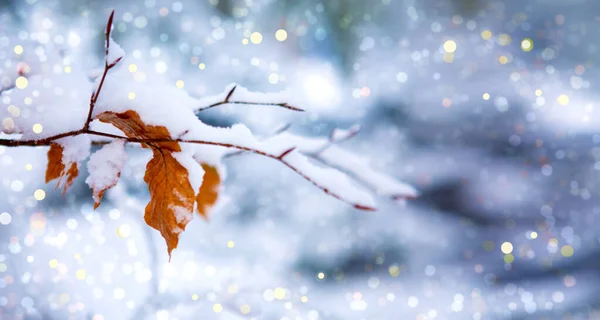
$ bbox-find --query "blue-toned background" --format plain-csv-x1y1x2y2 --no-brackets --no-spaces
1,0,599,319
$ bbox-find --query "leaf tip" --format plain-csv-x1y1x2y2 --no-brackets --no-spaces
165,236,180,262
92,190,107,210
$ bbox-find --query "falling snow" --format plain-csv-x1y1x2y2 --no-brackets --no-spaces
1,0,599,320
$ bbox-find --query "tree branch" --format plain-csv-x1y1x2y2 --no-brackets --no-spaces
222,123,292,159
0,130,84,146
220,125,417,202
0,10,385,212
0,128,376,210
84,10,119,131
0,69,33,96
195,85,305,113
0,83,16,96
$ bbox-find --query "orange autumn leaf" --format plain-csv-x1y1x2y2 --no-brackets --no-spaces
97,109,197,257
144,149,196,258
93,190,106,210
196,163,221,219
45,143,79,194
61,163,79,194
96,110,180,152
45,143,65,183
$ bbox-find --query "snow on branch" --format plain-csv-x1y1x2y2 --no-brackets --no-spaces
0,82,17,96
193,84,304,113
330,124,361,143
226,126,418,201
0,10,417,258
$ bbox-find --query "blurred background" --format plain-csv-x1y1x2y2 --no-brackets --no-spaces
1,0,600,319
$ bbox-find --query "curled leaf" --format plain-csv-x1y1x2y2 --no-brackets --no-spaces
61,163,79,194
45,143,80,194
45,143,65,183
196,163,221,219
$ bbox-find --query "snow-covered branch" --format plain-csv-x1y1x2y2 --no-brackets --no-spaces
224,125,418,201
194,84,304,113
0,10,416,257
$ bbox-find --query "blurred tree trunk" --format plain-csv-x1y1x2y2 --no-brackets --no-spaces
323,0,356,76
451,0,483,17
215,0,233,17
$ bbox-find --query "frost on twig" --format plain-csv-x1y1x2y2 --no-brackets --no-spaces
0,10,416,257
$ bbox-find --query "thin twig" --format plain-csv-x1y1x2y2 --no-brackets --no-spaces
0,83,16,96
277,147,296,160
202,100,304,112
195,85,304,113
0,71,33,96
223,124,357,160
329,124,361,143
274,123,293,135
224,85,236,102
84,10,119,131
217,126,388,209
223,123,292,159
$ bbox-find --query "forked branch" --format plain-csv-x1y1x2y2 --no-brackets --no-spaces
194,85,304,113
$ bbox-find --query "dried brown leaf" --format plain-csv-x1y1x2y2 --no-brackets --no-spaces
196,163,221,219
45,143,65,183
93,190,106,210
98,110,196,257
96,110,181,152
45,143,79,193
144,149,195,258
61,163,79,194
